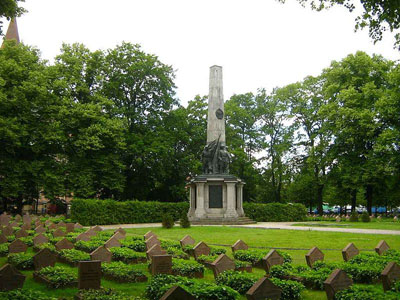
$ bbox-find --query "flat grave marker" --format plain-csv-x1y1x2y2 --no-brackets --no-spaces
8,239,27,253
246,277,282,300
78,260,102,290
21,223,31,231
58,221,66,227
2,226,13,236
14,214,22,222
0,263,26,291
65,223,75,233
342,243,359,262
0,233,7,244
55,238,74,251
381,262,400,291
22,215,31,225
35,225,46,234
33,248,57,270
112,231,125,241
33,233,48,246
210,254,235,278
179,235,195,248
375,240,390,256
90,246,112,263
76,232,91,242
151,254,172,275
232,239,248,252
324,269,353,300
263,249,284,272
92,225,102,232
53,228,66,238
193,241,210,259
9,221,18,228
144,231,157,240
160,286,196,300
305,247,324,268
0,214,10,226
115,228,126,236
48,223,58,230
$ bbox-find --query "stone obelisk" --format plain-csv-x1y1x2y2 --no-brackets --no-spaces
1,18,20,48
187,66,251,224
207,66,225,145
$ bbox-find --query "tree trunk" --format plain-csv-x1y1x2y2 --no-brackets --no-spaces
351,190,357,212
366,184,373,215
317,184,324,216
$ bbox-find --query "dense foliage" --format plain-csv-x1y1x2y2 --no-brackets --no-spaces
37,266,77,288
101,262,146,282
0,289,57,300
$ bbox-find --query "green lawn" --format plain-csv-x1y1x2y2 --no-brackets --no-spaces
1,226,398,299
292,221,400,230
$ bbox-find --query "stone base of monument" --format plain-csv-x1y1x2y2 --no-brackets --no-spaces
187,174,256,225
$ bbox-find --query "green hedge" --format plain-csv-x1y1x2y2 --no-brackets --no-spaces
71,199,189,226
243,203,307,222
71,199,307,225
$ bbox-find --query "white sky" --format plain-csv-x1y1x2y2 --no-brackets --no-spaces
4,0,399,106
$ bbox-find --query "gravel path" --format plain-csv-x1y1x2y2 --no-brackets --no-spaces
99,222,400,235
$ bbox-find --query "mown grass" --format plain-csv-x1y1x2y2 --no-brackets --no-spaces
0,226,398,299
292,220,400,230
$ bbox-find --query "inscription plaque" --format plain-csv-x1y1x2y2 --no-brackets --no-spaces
209,185,223,208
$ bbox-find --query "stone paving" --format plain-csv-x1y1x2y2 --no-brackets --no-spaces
100,222,400,235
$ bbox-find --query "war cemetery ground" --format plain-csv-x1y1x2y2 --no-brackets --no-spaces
0,206,400,300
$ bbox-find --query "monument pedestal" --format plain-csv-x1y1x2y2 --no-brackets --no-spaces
188,175,252,224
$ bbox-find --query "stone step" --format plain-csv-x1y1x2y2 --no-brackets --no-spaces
190,217,256,225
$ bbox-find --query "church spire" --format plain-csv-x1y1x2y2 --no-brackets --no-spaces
1,18,20,48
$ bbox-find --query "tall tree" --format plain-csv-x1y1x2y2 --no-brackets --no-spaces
0,0,25,36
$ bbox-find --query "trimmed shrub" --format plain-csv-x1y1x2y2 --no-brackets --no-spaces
162,214,174,229
160,239,181,249
172,259,205,277
102,262,147,282
35,242,56,253
180,213,191,228
37,266,77,288
121,238,146,252
233,249,266,264
349,212,358,222
216,270,258,294
146,274,239,300
270,278,304,300
361,211,371,222
109,247,146,263
166,247,189,259
75,240,104,253
58,249,90,263
335,285,400,300
0,289,57,300
243,203,307,222
0,243,9,256
8,253,34,270
210,246,227,256
75,288,145,300
71,199,189,226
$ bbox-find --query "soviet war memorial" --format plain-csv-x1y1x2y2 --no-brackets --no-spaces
0,1,400,300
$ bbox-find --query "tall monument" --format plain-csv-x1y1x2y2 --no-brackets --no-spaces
1,18,20,48
188,66,252,224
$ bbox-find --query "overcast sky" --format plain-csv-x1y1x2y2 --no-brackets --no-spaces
4,0,399,106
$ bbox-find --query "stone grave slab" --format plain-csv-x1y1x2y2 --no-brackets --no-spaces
53,228,66,238
22,215,31,225
193,241,210,259
0,233,7,244
92,225,102,232
9,221,18,228
144,231,157,240
21,223,31,231
342,243,359,262
8,239,27,253
76,232,91,242
232,239,248,252
0,263,26,291
2,225,13,236
324,269,353,300
35,225,46,234
160,285,196,300
112,231,125,241
33,233,48,246
48,223,58,230
179,235,195,248
105,236,121,248
65,223,75,233
263,249,284,272
381,262,400,291
78,260,101,290
85,228,98,237
115,228,126,236
0,214,10,226
146,244,167,260
33,248,57,270
58,221,66,227
146,235,161,250
15,229,28,238
74,223,83,230
44,220,52,227
34,220,42,228
151,254,172,275
55,238,74,251
375,240,390,256
305,247,324,268
210,254,235,278
90,246,112,263
14,214,22,222
246,277,282,300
